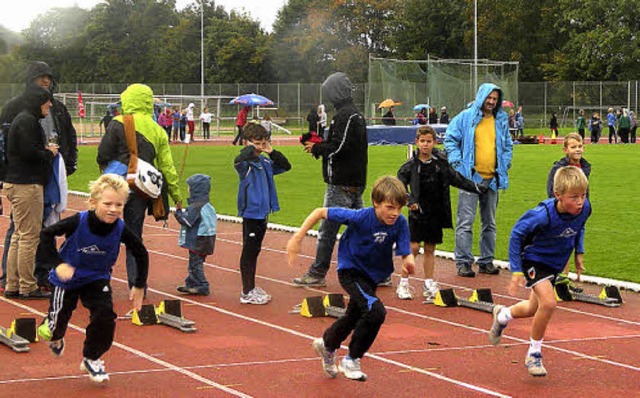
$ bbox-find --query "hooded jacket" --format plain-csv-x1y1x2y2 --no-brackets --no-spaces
97,83,183,205
444,83,513,191
174,174,217,255
0,61,78,176
546,157,591,199
4,85,54,185
311,72,367,187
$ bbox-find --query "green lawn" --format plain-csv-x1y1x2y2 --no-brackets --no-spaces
69,142,640,283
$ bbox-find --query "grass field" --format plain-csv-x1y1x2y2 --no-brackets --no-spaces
69,142,640,283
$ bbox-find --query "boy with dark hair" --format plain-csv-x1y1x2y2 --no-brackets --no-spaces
489,166,591,377
287,176,415,381
396,126,485,300
234,122,291,304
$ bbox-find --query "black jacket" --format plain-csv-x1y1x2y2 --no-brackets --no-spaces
397,148,478,228
546,157,591,199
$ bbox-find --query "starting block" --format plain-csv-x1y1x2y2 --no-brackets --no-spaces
433,288,495,313
0,318,37,352
131,300,197,333
290,294,346,318
555,284,623,307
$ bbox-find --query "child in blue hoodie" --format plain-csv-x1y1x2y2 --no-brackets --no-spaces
234,122,291,304
173,173,217,296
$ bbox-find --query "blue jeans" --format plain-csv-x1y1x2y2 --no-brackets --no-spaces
185,251,209,293
307,184,364,278
454,183,498,270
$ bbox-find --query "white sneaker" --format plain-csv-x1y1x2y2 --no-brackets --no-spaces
396,281,414,300
338,356,367,381
80,357,109,384
423,280,439,300
253,287,272,302
312,338,338,378
240,288,270,305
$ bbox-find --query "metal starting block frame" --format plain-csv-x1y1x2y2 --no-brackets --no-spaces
290,294,346,318
0,318,37,352
132,300,197,333
433,288,496,313
555,284,623,307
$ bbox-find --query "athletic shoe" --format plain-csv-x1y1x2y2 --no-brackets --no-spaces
312,338,338,378
568,284,584,294
478,263,500,275
81,357,110,384
292,273,326,287
338,356,367,381
3,290,19,298
176,286,209,295
253,287,272,301
422,280,439,300
525,352,547,377
395,281,414,300
377,277,393,287
19,289,51,300
556,273,584,293
457,264,476,277
488,304,507,345
49,339,65,357
240,288,270,305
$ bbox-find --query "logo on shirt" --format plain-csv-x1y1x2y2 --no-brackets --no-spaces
373,232,388,244
527,267,536,280
78,245,106,255
558,228,577,238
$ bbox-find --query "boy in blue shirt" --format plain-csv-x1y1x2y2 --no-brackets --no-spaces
489,166,591,377
287,176,415,381
234,122,291,304
174,173,217,296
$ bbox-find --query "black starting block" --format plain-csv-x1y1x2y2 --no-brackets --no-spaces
132,300,197,333
555,284,623,307
290,294,346,318
0,318,37,353
433,288,495,313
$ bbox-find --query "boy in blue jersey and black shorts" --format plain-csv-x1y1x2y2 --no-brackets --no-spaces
488,166,591,377
287,176,415,381
36,174,149,384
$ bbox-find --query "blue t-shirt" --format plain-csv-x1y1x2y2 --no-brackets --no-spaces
328,207,411,283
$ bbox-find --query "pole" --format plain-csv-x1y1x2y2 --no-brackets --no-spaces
200,0,204,99
474,0,478,92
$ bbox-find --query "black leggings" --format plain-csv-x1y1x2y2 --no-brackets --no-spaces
240,218,267,294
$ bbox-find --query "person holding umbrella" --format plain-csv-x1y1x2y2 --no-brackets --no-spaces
232,106,250,146
382,106,396,126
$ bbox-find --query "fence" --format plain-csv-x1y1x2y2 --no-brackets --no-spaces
0,81,637,138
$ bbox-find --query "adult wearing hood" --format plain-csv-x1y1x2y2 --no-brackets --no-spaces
3,86,56,299
97,84,183,290
293,72,368,287
444,83,513,277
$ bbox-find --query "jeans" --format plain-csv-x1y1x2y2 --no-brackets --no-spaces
0,214,14,285
185,251,209,292
454,181,498,270
307,184,365,278
124,193,149,290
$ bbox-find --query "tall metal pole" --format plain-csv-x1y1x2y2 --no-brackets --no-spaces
474,0,478,92
200,1,204,99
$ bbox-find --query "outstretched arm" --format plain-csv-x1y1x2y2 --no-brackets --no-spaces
286,208,328,265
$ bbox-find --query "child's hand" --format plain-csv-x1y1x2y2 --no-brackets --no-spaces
286,234,303,266
408,203,419,211
508,274,525,295
262,141,273,154
55,263,75,281
574,253,585,281
402,255,415,275
129,287,145,311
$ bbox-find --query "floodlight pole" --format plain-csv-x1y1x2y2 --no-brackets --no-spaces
474,0,478,92
200,0,204,99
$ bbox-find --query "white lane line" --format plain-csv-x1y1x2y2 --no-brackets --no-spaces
0,297,251,397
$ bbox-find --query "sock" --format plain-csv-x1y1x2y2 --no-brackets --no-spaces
400,277,409,285
497,307,513,325
424,278,433,286
527,337,543,356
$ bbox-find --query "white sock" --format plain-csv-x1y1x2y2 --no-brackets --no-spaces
527,337,543,356
424,278,433,287
497,307,513,325
400,277,409,285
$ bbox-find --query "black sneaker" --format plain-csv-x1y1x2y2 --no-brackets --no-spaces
4,290,19,298
19,289,52,300
457,264,476,277
177,286,209,295
49,339,65,357
377,276,393,287
478,263,500,275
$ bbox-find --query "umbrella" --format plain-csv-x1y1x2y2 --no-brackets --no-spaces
229,93,275,107
502,100,514,107
413,104,430,111
378,99,402,109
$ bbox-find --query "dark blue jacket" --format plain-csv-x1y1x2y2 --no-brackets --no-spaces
174,174,217,255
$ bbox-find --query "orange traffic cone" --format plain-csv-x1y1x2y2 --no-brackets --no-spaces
538,132,544,144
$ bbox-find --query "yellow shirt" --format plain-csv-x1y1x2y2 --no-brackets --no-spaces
474,116,496,179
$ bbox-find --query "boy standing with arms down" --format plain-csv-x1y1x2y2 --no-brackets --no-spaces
489,166,591,377
235,122,291,304
287,176,415,381
396,126,486,300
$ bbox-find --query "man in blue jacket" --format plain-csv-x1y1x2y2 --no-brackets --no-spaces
444,83,513,277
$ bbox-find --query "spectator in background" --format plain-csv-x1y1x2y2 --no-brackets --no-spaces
179,110,187,142
307,107,320,133
428,107,438,124
414,108,428,125
439,106,449,124
549,112,559,138
382,106,396,126
618,108,631,144
575,109,586,140
99,109,114,135
199,107,213,140
508,109,516,140
515,106,524,138
260,114,273,140
607,108,618,144
232,106,250,146
630,111,637,144
186,103,195,142
589,112,601,144
318,104,327,139
157,109,172,141
171,107,180,143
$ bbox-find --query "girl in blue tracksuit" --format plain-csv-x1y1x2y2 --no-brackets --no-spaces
36,174,149,384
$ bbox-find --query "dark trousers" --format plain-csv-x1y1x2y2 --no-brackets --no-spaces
232,126,244,145
202,122,210,139
240,218,267,294
124,193,148,289
44,280,117,360
619,127,630,143
179,125,186,141
609,125,618,143
323,269,387,359
578,128,585,140
631,126,637,144
163,125,172,141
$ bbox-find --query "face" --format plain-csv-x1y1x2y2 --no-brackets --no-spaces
34,75,52,90
563,139,583,164
90,188,127,224
555,188,586,216
415,133,435,158
248,138,269,153
41,100,52,117
482,90,499,114
373,200,403,226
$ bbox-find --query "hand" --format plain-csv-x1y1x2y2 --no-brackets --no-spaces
402,255,415,275
286,234,303,266
129,287,145,311
508,274,525,295
47,143,59,157
55,263,75,281
303,141,315,153
475,183,488,195
408,203,419,211
262,141,273,154
575,253,585,281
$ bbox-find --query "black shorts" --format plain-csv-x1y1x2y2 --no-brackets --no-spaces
409,217,443,245
522,261,558,289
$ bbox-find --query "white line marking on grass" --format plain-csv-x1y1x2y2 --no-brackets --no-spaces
0,297,252,397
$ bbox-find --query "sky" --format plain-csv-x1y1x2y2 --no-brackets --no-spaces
0,0,286,33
